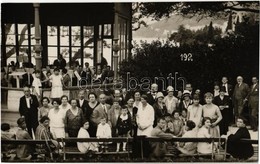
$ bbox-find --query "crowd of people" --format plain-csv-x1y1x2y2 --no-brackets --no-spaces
1,75,258,161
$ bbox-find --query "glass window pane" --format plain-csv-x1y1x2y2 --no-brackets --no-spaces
6,46,16,65
6,35,15,45
60,47,69,65
18,46,29,63
19,35,29,45
71,26,81,46
5,24,15,35
17,24,28,35
83,46,94,67
48,47,58,65
48,26,57,45
60,26,69,46
104,24,111,36
83,26,94,43
103,39,112,67
72,47,82,65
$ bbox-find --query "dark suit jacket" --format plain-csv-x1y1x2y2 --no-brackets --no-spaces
233,83,250,101
19,94,39,127
122,93,132,106
91,103,111,126
79,71,87,85
221,83,233,96
53,59,66,69
76,99,88,116
147,92,157,106
22,73,34,87
248,83,259,108
213,95,230,107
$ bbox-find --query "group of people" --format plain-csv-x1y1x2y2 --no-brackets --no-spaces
1,75,258,160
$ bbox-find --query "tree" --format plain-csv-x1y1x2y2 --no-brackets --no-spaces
138,2,259,20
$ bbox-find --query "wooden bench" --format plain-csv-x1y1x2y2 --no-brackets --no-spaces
56,137,133,161
1,140,55,162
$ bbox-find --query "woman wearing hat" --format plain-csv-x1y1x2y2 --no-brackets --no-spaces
153,92,168,127
213,86,231,135
178,90,193,113
136,94,155,137
164,86,178,115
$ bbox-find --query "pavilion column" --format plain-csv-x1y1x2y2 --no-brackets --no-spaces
33,3,42,70
112,6,120,82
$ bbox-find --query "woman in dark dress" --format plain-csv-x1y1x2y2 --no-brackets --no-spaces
86,92,99,137
153,92,168,127
226,116,254,160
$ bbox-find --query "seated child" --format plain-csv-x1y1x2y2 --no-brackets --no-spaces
116,106,132,152
77,121,98,153
96,117,112,152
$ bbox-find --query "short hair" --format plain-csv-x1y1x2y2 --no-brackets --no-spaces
62,68,68,74
141,94,148,101
192,94,200,100
17,117,26,126
35,70,41,74
157,117,166,123
53,68,60,72
61,95,69,100
88,92,97,99
70,98,77,104
204,92,213,99
237,116,247,124
1,123,10,131
173,110,181,116
121,105,128,109
82,120,89,126
186,120,196,130
41,97,50,104
39,116,50,124
52,98,61,105
202,117,212,125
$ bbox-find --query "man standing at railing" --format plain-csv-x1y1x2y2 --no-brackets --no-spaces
19,86,39,138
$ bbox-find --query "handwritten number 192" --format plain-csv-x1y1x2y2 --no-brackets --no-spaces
180,53,193,61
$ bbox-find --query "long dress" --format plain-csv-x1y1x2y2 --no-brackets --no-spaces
202,104,222,138
65,108,85,137
48,107,66,139
86,102,99,137
164,95,178,115
197,126,212,154
227,127,254,159
50,74,63,98
136,103,154,137
188,104,203,129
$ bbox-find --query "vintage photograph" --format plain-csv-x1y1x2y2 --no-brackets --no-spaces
1,1,259,162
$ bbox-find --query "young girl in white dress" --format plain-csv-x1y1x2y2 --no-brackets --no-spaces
197,117,213,154
49,68,63,99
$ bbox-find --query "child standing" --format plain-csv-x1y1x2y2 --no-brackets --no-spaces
116,106,132,152
96,117,112,152
49,68,63,99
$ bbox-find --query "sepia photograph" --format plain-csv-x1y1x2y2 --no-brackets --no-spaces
1,1,259,162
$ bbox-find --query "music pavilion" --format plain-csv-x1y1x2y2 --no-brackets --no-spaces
1,3,132,111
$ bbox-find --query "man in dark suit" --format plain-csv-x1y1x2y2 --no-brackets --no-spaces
121,88,132,106
76,90,88,116
147,83,158,106
53,54,66,69
213,87,231,135
221,76,233,96
78,66,87,86
246,77,259,131
19,86,39,137
232,76,250,121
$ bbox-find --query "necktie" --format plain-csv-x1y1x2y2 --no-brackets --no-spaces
28,73,30,85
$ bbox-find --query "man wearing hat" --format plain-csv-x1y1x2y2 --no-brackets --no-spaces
213,86,231,135
147,83,159,106
164,86,178,115
179,90,193,112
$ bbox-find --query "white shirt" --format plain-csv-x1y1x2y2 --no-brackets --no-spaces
32,77,42,96
48,108,66,128
25,97,31,108
79,99,84,107
222,83,229,96
96,123,112,138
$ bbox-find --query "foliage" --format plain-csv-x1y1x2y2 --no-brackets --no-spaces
119,19,259,92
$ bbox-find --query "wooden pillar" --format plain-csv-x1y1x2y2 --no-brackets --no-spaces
33,3,42,71
112,4,120,82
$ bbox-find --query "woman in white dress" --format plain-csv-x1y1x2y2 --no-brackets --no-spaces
136,95,154,137
197,117,213,154
49,68,63,99
187,94,203,131
48,99,66,139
